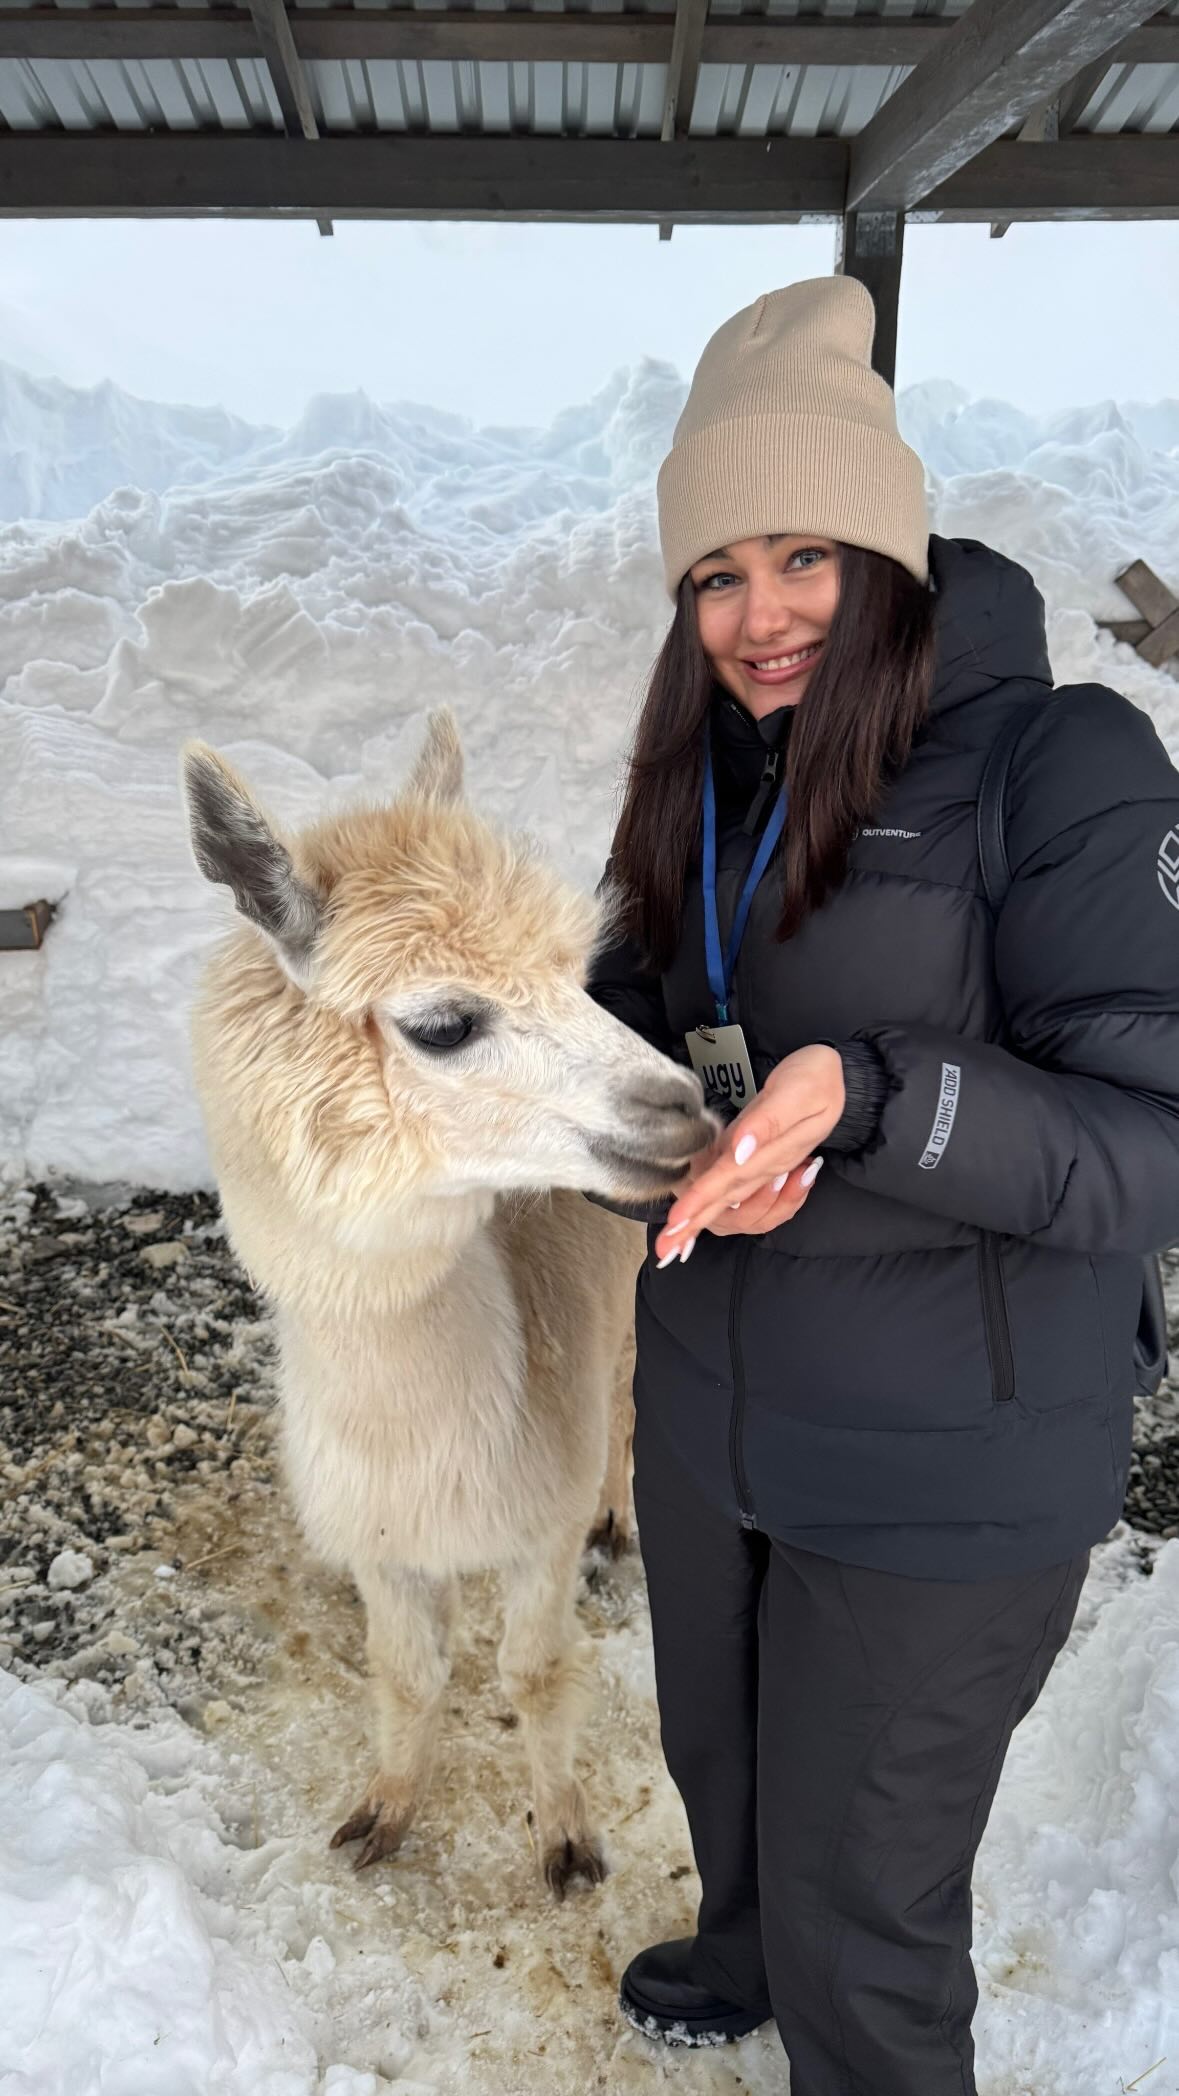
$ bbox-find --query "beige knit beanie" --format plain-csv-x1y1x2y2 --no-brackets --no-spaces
656,275,929,597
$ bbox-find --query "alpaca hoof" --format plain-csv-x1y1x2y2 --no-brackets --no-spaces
543,1833,608,1900
330,1800,410,1870
585,1508,633,1559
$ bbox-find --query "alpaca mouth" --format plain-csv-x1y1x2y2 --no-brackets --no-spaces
583,1137,695,1194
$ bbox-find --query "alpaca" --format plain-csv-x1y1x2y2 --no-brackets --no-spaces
181,713,711,1894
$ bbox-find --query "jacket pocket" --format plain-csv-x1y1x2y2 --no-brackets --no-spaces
978,1232,1015,1403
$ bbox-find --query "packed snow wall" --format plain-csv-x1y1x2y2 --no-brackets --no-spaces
0,362,1177,1188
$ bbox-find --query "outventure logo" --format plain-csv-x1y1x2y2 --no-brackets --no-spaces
919,1063,961,1170
1158,827,1179,911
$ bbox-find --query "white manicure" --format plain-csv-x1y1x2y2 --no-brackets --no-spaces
734,1134,758,1166
656,1248,681,1268
680,1236,698,1264
801,1157,825,1188
772,1173,789,1194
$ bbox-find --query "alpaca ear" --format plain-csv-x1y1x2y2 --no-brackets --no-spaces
407,708,464,805
181,742,325,985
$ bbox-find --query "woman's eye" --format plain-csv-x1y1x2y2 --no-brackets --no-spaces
789,547,826,569
696,571,737,591
401,1014,477,1053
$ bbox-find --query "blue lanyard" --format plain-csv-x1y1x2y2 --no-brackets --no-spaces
702,737,788,1024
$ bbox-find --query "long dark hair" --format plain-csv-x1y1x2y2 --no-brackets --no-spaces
610,544,936,967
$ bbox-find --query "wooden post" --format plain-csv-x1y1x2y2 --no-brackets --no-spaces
836,209,904,385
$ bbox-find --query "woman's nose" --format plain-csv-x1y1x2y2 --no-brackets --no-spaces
743,590,792,645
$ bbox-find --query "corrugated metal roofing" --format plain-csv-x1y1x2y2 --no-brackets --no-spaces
0,0,1175,142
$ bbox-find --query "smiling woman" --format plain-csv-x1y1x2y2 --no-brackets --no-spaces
585,274,1179,2092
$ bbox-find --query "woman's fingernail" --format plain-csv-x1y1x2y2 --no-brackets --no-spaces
664,1218,690,1236
801,1157,825,1189
656,1248,681,1269
679,1236,698,1264
734,1134,758,1166
772,1173,789,1194
729,1202,742,1212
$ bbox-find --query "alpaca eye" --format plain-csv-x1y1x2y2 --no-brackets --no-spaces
400,1013,477,1053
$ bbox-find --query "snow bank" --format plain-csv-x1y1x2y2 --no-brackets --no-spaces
974,1540,1179,2094
2,1537,1178,2094
0,1670,387,2096
0,363,1177,1187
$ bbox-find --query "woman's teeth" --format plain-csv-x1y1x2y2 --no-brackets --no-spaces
750,644,820,670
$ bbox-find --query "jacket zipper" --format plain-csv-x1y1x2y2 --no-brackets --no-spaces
741,749,782,836
728,1239,757,1527
977,1232,1015,1402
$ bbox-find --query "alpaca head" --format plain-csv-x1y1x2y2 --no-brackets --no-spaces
182,711,713,1217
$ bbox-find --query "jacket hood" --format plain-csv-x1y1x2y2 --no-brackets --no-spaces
928,535,1053,714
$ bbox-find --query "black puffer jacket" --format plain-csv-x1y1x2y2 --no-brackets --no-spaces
589,536,1179,1578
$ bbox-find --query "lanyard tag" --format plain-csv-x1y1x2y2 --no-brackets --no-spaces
684,1022,758,1111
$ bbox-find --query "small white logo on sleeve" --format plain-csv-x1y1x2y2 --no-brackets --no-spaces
1158,827,1179,911
919,1063,961,1170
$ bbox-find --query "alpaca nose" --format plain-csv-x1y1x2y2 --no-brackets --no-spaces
621,1069,714,1155
626,1070,705,1120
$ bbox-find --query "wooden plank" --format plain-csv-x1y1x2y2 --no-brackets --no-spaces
0,134,1174,224
1057,54,1119,134
847,0,1162,214
0,135,852,222
246,0,318,139
0,5,1174,66
662,0,709,140
836,210,905,386
1115,559,1178,627
1138,607,1179,668
990,96,1060,237
1097,618,1152,645
915,136,1179,221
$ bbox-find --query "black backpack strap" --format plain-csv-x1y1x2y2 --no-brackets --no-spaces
976,704,1040,915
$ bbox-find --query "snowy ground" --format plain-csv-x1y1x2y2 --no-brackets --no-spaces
2,358,1179,2094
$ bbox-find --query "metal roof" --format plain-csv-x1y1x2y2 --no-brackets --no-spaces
0,0,1175,140
0,1,1174,226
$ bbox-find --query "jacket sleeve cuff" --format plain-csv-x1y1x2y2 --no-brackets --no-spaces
819,1039,890,1156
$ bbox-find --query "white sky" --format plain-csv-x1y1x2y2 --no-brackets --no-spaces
0,217,1176,427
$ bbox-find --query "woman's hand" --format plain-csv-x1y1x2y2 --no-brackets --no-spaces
654,1045,845,1262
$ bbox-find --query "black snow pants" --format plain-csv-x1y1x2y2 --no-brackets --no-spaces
631,1413,1089,2096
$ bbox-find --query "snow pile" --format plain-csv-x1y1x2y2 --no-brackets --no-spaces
1,362,1178,1188
974,1541,1179,2094
2,1537,1179,2094
0,1670,399,2096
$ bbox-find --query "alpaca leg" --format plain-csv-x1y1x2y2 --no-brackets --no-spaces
498,1533,605,1899
331,1561,454,1871
587,1337,636,1557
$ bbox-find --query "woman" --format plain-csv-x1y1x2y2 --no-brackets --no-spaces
588,276,1179,2095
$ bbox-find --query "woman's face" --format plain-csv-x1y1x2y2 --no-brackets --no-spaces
688,534,841,719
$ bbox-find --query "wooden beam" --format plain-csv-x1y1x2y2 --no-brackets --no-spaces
0,135,851,223
836,211,905,385
246,0,318,141
662,0,709,140
0,135,1173,224
1057,53,1121,133
847,0,1162,214
244,0,334,237
658,0,709,241
990,95,1059,237
915,135,1179,220
0,7,1173,67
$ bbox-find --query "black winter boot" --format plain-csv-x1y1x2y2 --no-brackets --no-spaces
619,1936,773,2047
